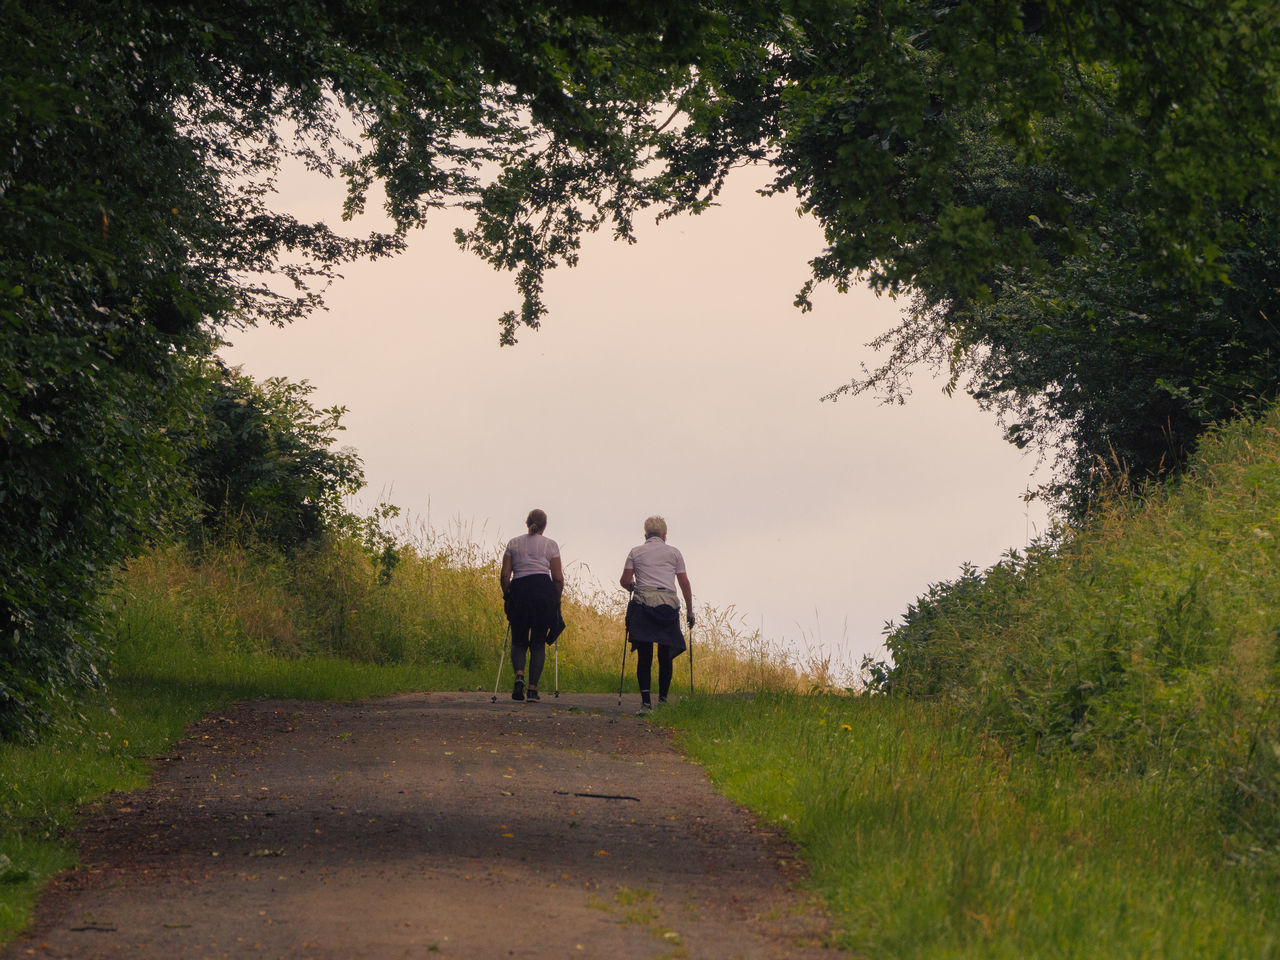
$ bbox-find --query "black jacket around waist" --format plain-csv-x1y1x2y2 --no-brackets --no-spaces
626,588,686,654
504,574,565,642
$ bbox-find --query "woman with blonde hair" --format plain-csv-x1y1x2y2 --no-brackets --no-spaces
500,508,564,702
619,515,693,710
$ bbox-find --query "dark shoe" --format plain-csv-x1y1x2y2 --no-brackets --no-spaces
640,700,653,712
512,678,525,701
526,688,540,702
658,696,668,705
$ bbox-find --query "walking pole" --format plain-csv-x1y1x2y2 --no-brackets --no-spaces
554,639,560,698
687,619,694,699
490,624,510,703
617,623,629,707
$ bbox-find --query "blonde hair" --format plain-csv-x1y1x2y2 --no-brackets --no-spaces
643,515,667,538
526,508,548,534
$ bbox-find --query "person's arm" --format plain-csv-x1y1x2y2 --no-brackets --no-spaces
677,571,693,625
550,556,565,598
500,553,513,599
619,566,635,592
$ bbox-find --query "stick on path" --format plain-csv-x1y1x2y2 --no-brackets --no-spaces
7,692,846,959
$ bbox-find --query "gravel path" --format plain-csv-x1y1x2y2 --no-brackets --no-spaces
6,692,845,959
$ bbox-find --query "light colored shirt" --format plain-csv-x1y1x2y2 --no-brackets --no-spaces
624,536,686,591
504,533,560,579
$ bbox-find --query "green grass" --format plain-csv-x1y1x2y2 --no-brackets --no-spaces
13,399,1280,959
0,526,809,945
881,402,1280,861
658,693,1280,959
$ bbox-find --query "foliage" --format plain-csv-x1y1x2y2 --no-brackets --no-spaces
0,0,738,737
880,401,1280,859
182,361,364,549
662,694,1279,958
8,0,1278,735
442,0,1280,508
0,0,393,738
824,116,1280,516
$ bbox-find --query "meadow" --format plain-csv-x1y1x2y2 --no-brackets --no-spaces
661,695,1277,958
0,518,806,942
5,405,1280,956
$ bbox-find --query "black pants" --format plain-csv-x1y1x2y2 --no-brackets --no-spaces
510,622,549,687
635,642,676,701
507,575,557,688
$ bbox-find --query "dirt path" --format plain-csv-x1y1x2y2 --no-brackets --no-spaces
6,692,845,959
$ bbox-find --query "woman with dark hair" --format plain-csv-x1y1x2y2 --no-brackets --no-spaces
619,515,693,711
500,508,564,702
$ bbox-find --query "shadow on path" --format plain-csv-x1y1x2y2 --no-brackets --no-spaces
5,692,845,959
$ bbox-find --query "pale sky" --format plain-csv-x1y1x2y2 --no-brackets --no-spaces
220,162,1050,675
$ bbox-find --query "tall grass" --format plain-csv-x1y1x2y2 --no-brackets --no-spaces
660,694,1280,958
115,515,812,698
0,517,808,944
882,402,1280,864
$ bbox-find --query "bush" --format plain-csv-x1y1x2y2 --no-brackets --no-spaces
881,402,1280,859
183,363,365,550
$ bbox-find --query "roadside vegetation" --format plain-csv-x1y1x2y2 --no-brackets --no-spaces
7,4,1280,956
658,402,1280,957
659,694,1276,958
0,507,804,942
6,400,1280,956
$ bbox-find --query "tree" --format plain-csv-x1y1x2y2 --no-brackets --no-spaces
5,0,1277,734
641,1,1280,514
184,363,364,549
449,0,1280,511
1,1,401,736
0,0,755,736
821,115,1280,515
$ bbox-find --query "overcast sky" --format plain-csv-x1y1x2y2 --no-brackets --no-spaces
219,163,1050,676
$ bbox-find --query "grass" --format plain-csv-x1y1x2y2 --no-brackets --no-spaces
9,399,1280,958
657,693,1280,959
881,403,1280,861
0,521,811,944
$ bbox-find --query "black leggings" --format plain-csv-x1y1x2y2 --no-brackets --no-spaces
507,575,557,688
635,642,675,700
510,623,548,687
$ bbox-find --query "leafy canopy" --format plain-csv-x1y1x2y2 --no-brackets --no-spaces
5,0,1279,733
0,0,752,736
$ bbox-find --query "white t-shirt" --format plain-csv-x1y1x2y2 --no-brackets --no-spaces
504,533,560,579
624,536,686,591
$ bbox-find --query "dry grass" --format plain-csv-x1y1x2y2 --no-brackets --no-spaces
113,515,814,696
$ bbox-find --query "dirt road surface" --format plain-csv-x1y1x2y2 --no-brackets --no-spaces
5,692,846,959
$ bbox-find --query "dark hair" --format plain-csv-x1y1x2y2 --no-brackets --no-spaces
526,508,548,534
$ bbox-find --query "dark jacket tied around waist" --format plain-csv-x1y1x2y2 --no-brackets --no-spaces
626,586,686,654
505,575,565,643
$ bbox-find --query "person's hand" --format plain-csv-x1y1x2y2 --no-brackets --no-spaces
686,612,695,628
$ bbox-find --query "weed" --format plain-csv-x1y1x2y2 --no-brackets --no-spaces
660,694,1280,958
881,404,1280,861
0,518,807,945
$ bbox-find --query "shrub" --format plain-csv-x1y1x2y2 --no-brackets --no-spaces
881,402,1280,858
